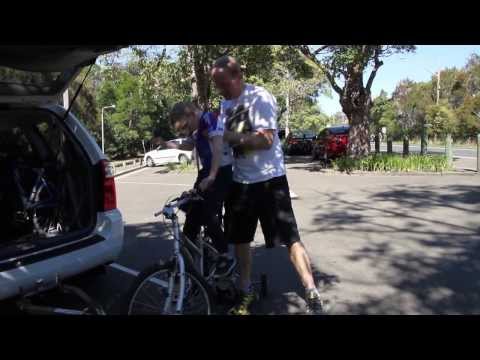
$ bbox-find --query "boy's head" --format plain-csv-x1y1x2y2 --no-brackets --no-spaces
169,102,200,137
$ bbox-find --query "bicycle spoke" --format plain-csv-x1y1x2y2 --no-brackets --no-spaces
140,280,168,308
131,300,165,313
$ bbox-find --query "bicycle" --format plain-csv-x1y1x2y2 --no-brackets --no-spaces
11,162,63,239
125,190,218,315
125,189,267,315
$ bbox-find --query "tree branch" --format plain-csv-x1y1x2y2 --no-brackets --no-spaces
325,70,343,96
366,47,384,93
295,45,343,96
313,45,330,55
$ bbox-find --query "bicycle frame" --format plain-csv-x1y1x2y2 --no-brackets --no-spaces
161,212,186,315
156,192,220,314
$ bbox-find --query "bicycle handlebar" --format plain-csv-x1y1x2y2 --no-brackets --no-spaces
154,189,204,217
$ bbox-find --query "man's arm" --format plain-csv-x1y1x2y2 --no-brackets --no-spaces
224,129,274,151
224,89,278,151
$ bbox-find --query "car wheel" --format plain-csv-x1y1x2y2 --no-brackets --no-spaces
178,154,189,165
146,157,155,167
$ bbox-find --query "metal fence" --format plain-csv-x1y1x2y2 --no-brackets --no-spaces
111,158,144,176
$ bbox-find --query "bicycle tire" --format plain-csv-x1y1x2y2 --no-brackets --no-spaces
19,285,106,315
125,262,214,315
59,284,106,315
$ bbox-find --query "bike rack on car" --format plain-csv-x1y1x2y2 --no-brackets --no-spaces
15,275,106,315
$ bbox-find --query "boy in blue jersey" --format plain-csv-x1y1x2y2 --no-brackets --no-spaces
152,102,236,277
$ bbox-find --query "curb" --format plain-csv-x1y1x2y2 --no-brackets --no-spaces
328,170,479,176
114,165,145,178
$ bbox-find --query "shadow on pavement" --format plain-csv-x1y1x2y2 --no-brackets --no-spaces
250,244,339,315
309,184,480,314
79,218,341,315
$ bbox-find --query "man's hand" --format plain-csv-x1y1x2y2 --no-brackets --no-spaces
223,130,239,145
152,136,166,147
198,175,216,192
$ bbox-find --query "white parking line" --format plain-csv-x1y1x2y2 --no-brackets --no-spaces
116,181,191,186
454,156,477,160
115,167,149,179
109,263,169,287
386,144,476,152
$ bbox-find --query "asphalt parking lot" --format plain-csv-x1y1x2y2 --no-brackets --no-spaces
3,156,480,315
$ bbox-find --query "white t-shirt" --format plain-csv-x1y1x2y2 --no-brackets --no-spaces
219,84,286,184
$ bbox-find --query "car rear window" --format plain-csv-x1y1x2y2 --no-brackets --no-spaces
329,126,350,135
0,66,62,87
292,131,316,138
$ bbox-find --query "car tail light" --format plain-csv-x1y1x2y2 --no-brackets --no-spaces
99,160,117,211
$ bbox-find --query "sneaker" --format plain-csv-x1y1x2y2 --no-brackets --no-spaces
228,288,256,315
305,288,328,315
214,255,237,278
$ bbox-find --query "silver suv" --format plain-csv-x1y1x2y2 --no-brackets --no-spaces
0,46,124,300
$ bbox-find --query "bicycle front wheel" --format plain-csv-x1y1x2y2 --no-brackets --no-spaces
126,263,213,315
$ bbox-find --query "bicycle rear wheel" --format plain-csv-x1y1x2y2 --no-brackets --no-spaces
126,262,213,315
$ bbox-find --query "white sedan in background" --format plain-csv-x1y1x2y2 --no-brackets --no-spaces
144,138,193,167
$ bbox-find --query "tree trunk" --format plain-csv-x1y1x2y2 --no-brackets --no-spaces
374,132,380,154
403,137,409,156
347,110,371,158
188,45,210,111
387,138,393,153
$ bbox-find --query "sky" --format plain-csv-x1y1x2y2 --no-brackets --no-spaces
318,45,480,116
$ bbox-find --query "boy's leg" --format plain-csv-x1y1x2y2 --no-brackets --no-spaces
235,243,252,291
183,203,202,243
202,165,232,255
183,171,207,242
226,181,258,315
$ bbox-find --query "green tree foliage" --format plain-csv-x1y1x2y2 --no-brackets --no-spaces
64,45,331,159
425,103,458,139
370,91,398,140
289,102,330,133
387,52,480,143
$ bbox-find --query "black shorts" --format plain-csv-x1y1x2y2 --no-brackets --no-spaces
226,175,301,248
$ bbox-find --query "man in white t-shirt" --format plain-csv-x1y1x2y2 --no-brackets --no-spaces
211,56,328,315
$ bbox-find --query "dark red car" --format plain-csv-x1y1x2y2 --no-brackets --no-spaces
285,130,316,156
312,125,349,161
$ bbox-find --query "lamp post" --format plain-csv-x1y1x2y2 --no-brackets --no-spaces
472,111,480,172
101,105,116,154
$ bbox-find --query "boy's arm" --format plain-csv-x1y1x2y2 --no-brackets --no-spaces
198,135,222,192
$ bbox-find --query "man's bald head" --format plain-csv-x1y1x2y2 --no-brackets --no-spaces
212,55,243,78
211,55,245,100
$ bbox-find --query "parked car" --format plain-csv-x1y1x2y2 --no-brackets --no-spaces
285,130,316,156
312,125,350,161
143,138,193,167
0,46,125,301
